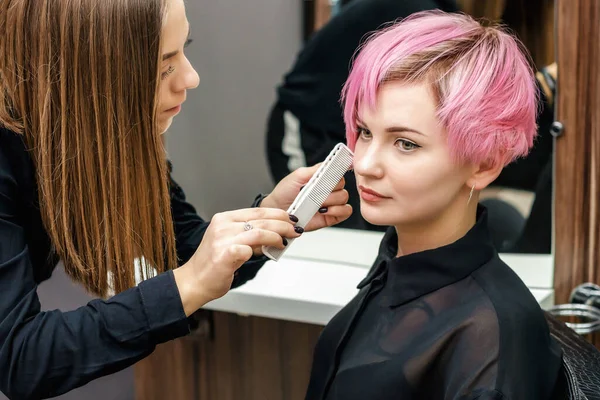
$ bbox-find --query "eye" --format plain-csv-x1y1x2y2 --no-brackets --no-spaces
357,126,372,140
395,138,420,152
161,65,175,80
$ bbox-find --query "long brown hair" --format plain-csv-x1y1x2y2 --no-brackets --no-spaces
0,0,178,296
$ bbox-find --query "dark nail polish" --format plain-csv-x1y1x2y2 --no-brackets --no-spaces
289,214,299,223
294,226,304,234
318,207,328,213
300,185,305,191
283,237,288,246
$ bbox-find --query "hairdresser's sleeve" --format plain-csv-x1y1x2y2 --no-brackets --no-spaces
0,154,190,400
168,161,267,289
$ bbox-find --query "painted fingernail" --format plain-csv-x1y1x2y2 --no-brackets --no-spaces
318,207,328,213
283,237,288,246
294,226,304,234
289,214,299,223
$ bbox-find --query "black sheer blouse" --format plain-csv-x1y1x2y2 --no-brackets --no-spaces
305,207,563,399
0,127,267,399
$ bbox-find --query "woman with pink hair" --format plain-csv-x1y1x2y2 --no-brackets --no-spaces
305,11,562,400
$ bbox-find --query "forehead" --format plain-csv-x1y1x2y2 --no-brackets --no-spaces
359,82,439,129
162,0,188,41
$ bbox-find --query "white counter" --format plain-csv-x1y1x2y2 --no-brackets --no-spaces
204,228,555,326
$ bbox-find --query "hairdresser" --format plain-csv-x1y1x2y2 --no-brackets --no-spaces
0,0,352,398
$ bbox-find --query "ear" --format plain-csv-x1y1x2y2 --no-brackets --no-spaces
467,158,504,191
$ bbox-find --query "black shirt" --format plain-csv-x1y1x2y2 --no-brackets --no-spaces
277,0,458,135
305,207,563,399
0,127,266,399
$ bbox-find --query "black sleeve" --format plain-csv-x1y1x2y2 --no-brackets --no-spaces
0,150,190,399
168,162,268,289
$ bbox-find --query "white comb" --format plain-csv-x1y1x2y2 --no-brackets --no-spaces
262,143,354,261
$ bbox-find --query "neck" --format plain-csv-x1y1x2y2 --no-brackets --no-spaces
394,196,478,257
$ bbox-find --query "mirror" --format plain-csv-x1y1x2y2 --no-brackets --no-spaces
282,0,556,256
167,0,556,258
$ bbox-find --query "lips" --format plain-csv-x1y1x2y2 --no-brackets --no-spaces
165,104,181,112
359,185,388,198
358,185,390,202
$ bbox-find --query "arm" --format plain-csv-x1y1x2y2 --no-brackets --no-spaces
167,162,268,289
0,157,190,399
168,160,352,290
439,325,505,400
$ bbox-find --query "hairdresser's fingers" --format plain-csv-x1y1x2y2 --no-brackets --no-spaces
320,205,353,226
332,176,346,191
213,207,295,224
319,204,353,219
320,189,350,208
292,163,322,185
233,228,288,250
225,245,255,269
242,219,302,239
304,204,353,232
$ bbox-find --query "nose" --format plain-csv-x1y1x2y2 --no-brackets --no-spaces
354,141,384,179
175,56,200,92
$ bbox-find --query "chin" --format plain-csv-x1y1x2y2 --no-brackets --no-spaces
359,203,396,226
159,117,173,134
360,201,428,228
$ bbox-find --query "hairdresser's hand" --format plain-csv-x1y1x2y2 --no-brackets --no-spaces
261,164,352,232
173,208,300,316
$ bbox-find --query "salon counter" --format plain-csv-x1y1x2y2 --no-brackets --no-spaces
135,227,555,400
204,227,555,325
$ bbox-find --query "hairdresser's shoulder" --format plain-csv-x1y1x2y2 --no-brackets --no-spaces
0,126,33,177
0,125,27,151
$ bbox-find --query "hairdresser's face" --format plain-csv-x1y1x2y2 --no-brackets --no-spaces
158,0,200,134
353,82,473,228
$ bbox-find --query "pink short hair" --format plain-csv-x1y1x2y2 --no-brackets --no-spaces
342,11,539,167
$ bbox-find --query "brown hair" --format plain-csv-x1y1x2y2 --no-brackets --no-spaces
0,0,178,296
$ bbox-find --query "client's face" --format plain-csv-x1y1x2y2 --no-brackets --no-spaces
353,82,473,228
157,0,200,134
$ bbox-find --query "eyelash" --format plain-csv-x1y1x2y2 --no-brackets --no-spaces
356,127,420,152
160,39,194,80
357,127,371,140
396,138,420,152
161,65,175,80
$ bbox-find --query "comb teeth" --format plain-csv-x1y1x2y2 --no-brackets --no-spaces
288,144,353,216
262,143,354,261
307,148,353,205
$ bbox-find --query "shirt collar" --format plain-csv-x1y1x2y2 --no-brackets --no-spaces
358,205,496,308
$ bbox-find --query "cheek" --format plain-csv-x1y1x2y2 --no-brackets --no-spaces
386,154,465,217
388,154,449,197
157,83,168,109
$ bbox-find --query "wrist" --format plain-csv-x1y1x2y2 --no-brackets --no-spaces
258,194,278,209
173,264,212,317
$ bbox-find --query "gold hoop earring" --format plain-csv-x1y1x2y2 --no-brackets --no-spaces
467,184,475,205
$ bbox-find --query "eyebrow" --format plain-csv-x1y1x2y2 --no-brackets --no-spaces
356,119,425,136
162,26,191,61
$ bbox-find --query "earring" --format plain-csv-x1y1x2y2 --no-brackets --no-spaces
467,184,475,205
